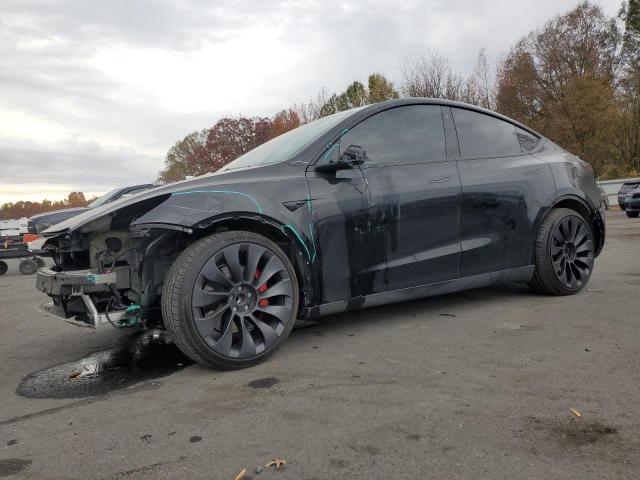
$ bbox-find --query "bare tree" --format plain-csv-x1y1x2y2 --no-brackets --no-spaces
399,51,464,100
463,48,496,109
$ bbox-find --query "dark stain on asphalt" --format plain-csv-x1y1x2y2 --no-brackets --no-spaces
329,458,349,468
140,434,152,443
6,439,18,446
552,421,618,446
0,458,31,477
528,417,618,447
439,313,456,317
247,377,279,389
189,436,202,443
16,330,194,399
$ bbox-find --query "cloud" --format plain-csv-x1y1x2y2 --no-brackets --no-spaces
0,0,624,202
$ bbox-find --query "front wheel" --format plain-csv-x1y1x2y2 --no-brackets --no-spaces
162,231,299,370
529,208,595,295
626,211,639,218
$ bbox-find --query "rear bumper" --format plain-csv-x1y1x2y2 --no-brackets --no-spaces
624,199,640,211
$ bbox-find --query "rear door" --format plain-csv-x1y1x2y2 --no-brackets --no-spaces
337,104,462,294
451,107,556,276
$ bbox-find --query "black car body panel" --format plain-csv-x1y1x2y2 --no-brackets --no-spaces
38,98,605,324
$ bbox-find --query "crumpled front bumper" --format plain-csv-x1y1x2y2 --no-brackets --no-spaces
36,267,125,296
36,267,131,327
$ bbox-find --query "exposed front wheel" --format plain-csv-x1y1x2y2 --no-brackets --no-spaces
529,208,595,295
0,261,7,275
162,231,299,370
626,211,639,218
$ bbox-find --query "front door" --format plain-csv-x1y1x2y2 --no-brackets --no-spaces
306,166,370,303
336,104,462,294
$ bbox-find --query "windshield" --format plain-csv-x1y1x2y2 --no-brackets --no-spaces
88,189,119,208
222,107,365,170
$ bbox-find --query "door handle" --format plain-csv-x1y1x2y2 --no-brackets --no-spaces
428,176,450,184
524,168,542,175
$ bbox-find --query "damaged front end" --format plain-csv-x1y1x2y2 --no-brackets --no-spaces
36,195,187,328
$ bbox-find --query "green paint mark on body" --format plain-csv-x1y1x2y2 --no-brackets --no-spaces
283,224,311,260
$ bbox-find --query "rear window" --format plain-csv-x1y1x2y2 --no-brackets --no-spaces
620,182,640,193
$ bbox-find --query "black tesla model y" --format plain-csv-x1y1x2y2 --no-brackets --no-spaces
36,99,605,369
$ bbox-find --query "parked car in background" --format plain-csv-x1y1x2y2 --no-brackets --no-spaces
617,180,640,210
35,99,605,370
623,187,640,218
28,184,156,234
598,186,609,210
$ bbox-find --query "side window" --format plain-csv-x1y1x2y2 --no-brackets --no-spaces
340,105,446,166
452,108,522,159
515,127,540,153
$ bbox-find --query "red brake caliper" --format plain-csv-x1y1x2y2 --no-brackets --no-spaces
255,270,269,307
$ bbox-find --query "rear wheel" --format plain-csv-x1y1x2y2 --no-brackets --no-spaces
162,231,299,370
0,261,7,275
626,211,639,218
529,208,594,295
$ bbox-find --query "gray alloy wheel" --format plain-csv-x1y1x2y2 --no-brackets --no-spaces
162,231,299,370
549,214,594,290
529,208,594,295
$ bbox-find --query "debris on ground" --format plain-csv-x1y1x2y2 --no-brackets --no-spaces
68,362,99,379
265,458,286,470
255,466,263,474
570,408,582,418
233,468,247,480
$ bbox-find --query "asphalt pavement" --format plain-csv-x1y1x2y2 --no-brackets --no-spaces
0,209,639,479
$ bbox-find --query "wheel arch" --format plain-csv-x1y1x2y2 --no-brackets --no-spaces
139,213,318,315
534,194,605,259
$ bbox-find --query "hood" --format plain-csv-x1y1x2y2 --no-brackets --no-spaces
29,207,88,222
41,165,276,236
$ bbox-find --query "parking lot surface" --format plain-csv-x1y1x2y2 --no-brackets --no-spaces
1,210,639,479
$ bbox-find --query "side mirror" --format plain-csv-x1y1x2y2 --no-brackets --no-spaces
315,145,368,172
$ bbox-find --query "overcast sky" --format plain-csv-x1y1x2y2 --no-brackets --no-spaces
0,0,623,204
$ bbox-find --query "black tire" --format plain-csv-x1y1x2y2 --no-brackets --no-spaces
36,257,45,268
626,211,639,218
0,261,7,275
529,208,595,295
620,204,626,211
162,231,299,370
18,259,37,275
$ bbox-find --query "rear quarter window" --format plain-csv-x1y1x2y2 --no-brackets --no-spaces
452,108,523,159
